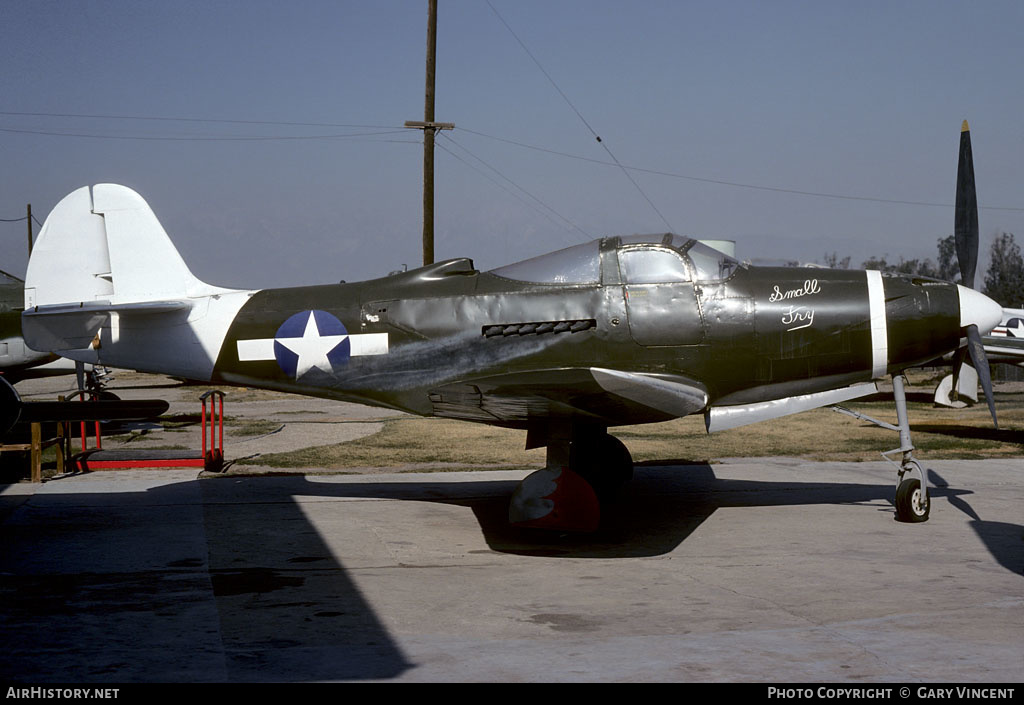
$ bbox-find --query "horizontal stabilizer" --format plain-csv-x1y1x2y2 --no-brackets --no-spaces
25,300,190,316
22,300,193,354
706,382,877,432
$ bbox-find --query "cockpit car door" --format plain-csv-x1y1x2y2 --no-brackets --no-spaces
620,247,705,346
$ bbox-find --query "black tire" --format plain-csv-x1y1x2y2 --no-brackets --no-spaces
600,434,634,487
570,432,633,499
895,478,930,523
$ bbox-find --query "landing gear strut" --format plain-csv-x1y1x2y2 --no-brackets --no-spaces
509,424,634,531
833,373,929,523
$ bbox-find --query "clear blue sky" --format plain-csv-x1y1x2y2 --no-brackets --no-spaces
2,0,1022,288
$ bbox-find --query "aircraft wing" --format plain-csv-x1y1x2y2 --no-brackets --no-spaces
705,382,878,432
428,367,709,428
431,367,877,437
983,335,1024,366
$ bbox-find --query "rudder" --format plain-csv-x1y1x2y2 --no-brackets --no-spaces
25,184,214,309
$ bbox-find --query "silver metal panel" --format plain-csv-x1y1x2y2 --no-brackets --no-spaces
624,283,704,346
590,367,708,418
707,382,877,432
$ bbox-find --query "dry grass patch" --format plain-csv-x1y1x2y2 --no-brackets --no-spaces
240,387,1023,470
245,417,543,470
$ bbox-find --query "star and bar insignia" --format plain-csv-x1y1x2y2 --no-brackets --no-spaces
236,310,388,380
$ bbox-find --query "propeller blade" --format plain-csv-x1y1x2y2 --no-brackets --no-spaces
950,344,968,402
965,323,998,428
955,120,979,288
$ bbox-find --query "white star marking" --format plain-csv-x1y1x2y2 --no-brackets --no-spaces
236,320,388,370
275,312,347,379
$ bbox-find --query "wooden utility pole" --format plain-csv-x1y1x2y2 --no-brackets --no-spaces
423,0,437,266
405,0,453,266
26,204,33,256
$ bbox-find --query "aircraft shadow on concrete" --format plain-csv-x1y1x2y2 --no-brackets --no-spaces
469,464,1019,569
927,468,1024,577
911,423,1024,444
2,462,1019,683
209,464,1022,575
0,478,413,683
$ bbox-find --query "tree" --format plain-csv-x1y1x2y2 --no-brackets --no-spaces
823,252,850,269
861,256,891,271
983,232,1024,307
892,258,939,278
860,255,938,278
936,235,959,282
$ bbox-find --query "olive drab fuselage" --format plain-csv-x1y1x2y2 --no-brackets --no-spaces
209,235,961,430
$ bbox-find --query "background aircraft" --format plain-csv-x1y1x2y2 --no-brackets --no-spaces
19,127,1002,530
1,268,101,387
987,308,1024,366
0,269,60,379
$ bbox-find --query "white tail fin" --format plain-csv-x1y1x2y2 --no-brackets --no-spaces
23,184,254,381
25,184,224,308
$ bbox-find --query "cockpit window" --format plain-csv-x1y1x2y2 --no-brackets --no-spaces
616,235,740,282
682,241,740,281
620,248,691,284
489,241,600,284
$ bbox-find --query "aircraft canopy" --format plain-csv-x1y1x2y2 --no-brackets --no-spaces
490,234,740,285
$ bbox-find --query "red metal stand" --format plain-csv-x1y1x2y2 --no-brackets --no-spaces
72,390,226,471
200,390,225,472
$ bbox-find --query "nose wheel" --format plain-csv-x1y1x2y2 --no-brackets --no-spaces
833,373,930,523
895,473,929,523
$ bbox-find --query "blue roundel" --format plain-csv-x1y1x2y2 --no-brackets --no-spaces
272,310,351,379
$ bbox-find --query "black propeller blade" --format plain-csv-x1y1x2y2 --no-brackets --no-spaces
953,120,998,428
949,343,968,400
955,120,979,288
966,324,998,429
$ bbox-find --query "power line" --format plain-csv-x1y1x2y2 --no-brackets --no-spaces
485,0,675,232
441,133,589,236
434,140,574,238
5,109,1021,213
0,126,411,142
3,214,46,226
439,133,591,240
460,127,1024,213
0,110,397,130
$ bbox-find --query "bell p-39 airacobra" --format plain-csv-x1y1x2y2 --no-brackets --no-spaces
19,123,1003,530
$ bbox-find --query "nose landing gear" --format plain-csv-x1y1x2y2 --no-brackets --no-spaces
833,373,930,523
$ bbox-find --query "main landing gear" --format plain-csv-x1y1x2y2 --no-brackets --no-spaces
509,425,634,532
833,373,929,523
